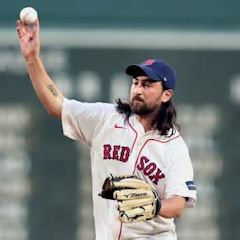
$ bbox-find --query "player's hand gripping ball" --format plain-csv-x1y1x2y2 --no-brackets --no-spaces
20,7,38,25
99,175,161,223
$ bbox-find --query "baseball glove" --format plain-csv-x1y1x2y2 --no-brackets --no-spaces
99,175,161,223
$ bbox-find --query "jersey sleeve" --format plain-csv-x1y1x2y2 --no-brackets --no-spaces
164,139,197,208
61,98,115,144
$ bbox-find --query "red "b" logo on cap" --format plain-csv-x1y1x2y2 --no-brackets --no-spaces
144,59,155,65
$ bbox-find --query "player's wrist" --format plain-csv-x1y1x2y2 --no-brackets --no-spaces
24,54,41,65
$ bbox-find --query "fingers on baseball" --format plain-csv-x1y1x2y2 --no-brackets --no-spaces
16,20,24,38
16,19,38,39
16,21,29,38
33,20,40,38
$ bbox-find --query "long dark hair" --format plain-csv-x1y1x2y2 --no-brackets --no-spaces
115,98,178,136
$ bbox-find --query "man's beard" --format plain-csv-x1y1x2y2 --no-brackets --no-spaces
130,98,156,116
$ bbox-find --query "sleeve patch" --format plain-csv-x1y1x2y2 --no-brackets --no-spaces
186,181,196,190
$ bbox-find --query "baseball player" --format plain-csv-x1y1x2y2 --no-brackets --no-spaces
17,19,197,240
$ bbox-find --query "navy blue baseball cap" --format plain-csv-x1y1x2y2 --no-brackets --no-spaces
125,59,177,90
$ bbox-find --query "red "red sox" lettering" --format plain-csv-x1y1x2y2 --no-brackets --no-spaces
137,156,165,185
103,145,165,185
103,144,130,162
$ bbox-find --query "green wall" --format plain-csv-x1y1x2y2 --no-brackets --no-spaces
2,0,240,29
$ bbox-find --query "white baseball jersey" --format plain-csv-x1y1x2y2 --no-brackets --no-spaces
61,98,197,240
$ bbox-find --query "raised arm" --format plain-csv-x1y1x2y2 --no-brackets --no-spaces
16,19,64,119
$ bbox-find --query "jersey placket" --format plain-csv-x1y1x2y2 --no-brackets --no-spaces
127,115,153,175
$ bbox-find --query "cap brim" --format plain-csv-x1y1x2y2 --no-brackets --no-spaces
125,64,160,81
125,65,146,77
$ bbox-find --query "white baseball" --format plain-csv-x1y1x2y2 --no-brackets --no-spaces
20,7,38,24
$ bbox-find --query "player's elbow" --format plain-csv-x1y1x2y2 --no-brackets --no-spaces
162,209,184,219
45,101,62,119
171,202,185,218
47,104,62,119
174,208,184,218
162,207,184,218
160,196,185,218
47,108,61,119
44,97,63,119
